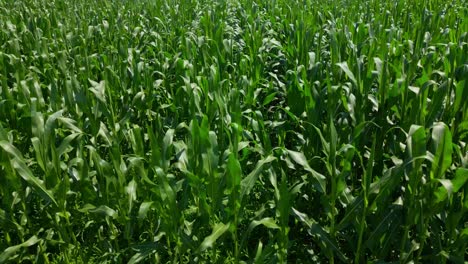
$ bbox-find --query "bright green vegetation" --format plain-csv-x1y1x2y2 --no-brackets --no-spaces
0,0,467,262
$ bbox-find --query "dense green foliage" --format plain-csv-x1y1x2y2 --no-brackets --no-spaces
0,0,467,262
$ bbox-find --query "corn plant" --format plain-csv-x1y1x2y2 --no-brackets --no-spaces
0,0,467,263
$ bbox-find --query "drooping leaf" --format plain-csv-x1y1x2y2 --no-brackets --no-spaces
286,149,326,193
240,155,276,200
292,208,348,262
336,61,357,86
434,168,468,203
1,141,57,205
0,236,41,263
197,222,230,252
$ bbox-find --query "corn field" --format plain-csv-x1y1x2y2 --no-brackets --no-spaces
0,0,467,263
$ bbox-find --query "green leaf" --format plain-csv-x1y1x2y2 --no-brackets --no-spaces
44,110,63,145
373,57,383,77
365,205,402,250
453,168,468,193
286,149,326,193
407,125,426,169
0,236,41,263
431,122,453,179
240,155,276,200
292,208,348,262
0,140,24,161
250,217,279,230
227,153,242,188
262,92,277,106
197,222,230,252
58,117,83,133
435,168,468,203
240,218,279,250
128,242,159,264
128,250,154,264
286,150,311,171
163,129,174,155
1,141,57,206
57,133,81,157
31,137,45,171
10,159,58,206
89,80,106,103
126,179,137,213
336,61,357,86
138,202,154,220
253,241,264,264
89,205,118,219
312,124,330,155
